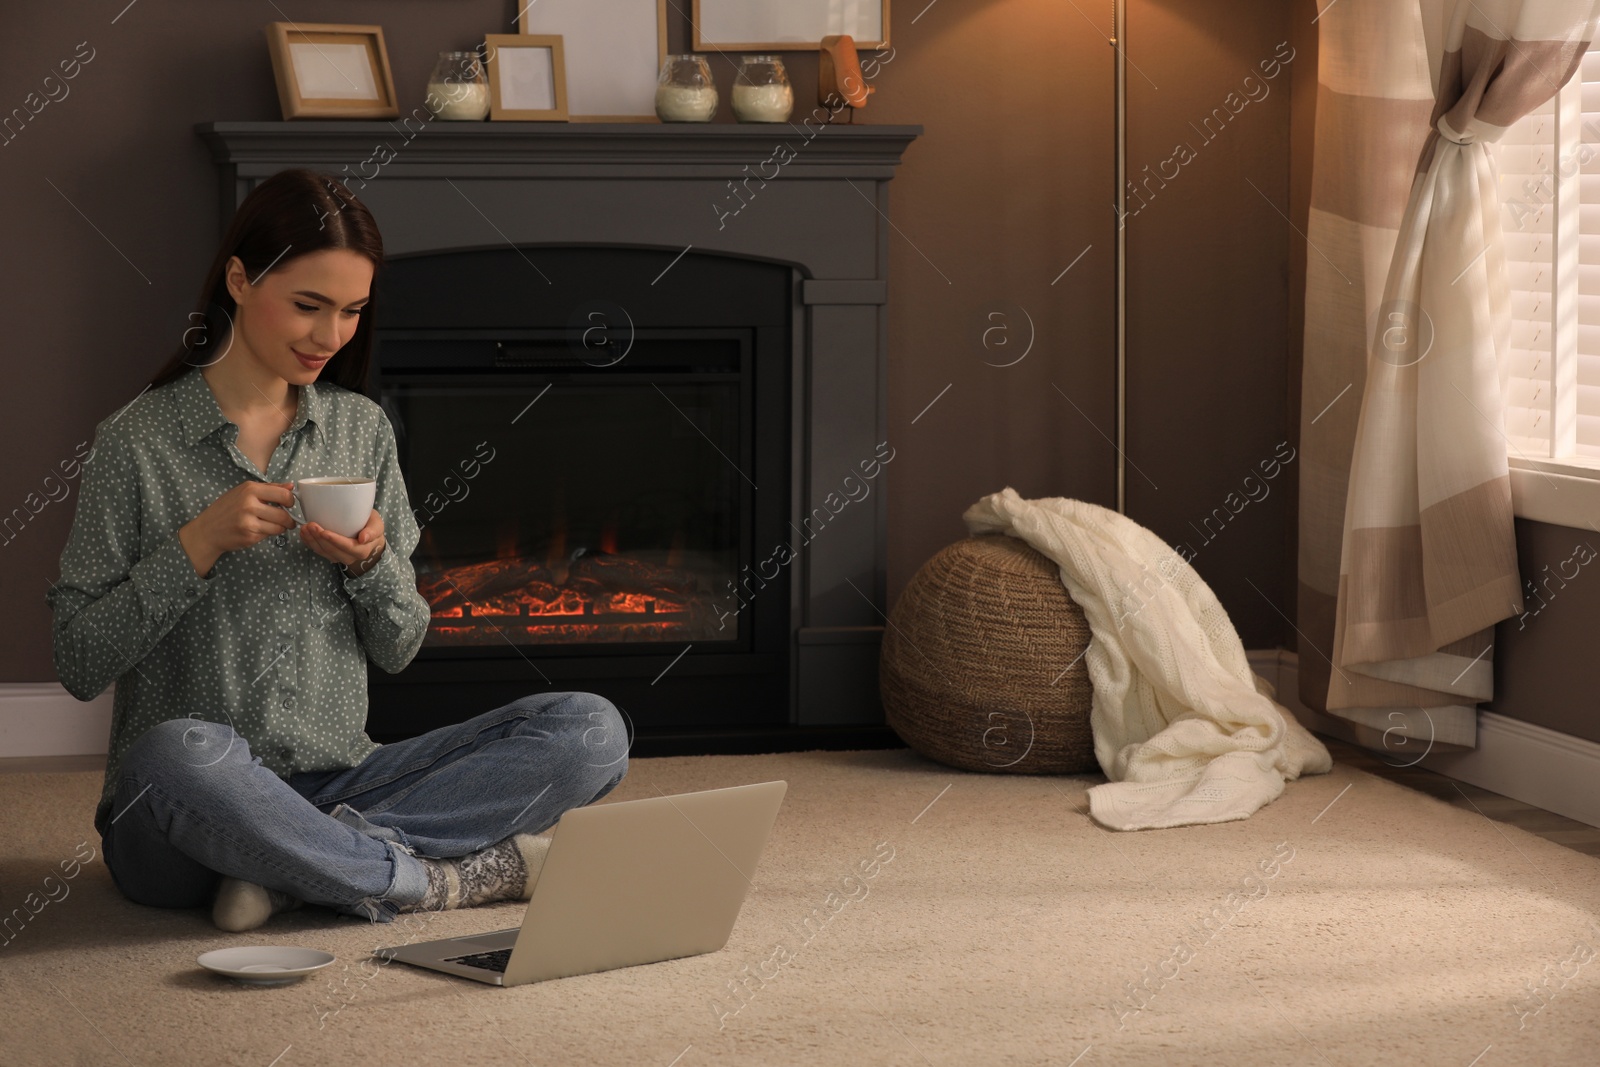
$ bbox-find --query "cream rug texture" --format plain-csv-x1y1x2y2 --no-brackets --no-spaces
3,747,1599,1066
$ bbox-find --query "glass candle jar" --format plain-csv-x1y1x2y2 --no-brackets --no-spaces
655,55,718,122
731,55,793,123
426,51,490,121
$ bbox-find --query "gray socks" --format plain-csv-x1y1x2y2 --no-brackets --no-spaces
402,833,551,913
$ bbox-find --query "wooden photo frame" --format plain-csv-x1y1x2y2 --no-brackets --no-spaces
265,23,399,120
485,35,569,121
517,0,667,122
692,0,890,51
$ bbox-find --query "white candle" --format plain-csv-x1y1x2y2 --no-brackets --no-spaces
732,83,793,123
427,81,489,120
655,84,718,122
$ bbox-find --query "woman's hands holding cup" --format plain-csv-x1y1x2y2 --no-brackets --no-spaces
176,480,385,578
178,481,298,577
300,508,387,577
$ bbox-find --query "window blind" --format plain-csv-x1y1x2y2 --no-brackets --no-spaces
1498,50,1600,464
1574,47,1600,457
1498,94,1558,458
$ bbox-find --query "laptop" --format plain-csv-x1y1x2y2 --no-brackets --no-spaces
372,780,787,987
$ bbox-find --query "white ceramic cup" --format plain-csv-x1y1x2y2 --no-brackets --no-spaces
287,477,376,538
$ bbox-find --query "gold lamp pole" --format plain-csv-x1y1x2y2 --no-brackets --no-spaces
1113,0,1128,515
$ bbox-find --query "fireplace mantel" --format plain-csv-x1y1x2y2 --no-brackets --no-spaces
199,119,921,168
198,120,922,734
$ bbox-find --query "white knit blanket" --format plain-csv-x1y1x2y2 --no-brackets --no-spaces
963,489,1332,831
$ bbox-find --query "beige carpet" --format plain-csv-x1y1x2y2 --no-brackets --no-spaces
3,747,1600,1066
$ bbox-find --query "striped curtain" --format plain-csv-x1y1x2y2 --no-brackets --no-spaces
1299,0,1600,754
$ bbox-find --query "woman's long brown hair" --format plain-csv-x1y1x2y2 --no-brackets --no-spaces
148,169,384,392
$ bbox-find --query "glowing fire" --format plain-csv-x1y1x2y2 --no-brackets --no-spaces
415,518,727,646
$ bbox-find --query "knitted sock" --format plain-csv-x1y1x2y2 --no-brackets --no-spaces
401,833,550,913
212,877,304,932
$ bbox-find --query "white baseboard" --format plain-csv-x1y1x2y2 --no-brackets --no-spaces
1249,648,1600,830
0,683,112,758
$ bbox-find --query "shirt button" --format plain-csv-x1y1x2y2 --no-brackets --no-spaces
279,591,289,602
186,588,198,597
283,696,295,709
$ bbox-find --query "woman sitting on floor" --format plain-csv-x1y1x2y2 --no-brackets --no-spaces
46,168,629,932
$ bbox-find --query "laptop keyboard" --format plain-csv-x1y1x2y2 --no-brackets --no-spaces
442,947,513,973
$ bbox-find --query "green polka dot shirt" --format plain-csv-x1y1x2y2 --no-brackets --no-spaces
45,366,432,835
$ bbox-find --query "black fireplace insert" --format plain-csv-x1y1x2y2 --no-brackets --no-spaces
363,246,792,740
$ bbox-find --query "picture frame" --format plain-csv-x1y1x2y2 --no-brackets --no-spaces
517,0,668,122
485,34,569,121
265,23,400,120
692,0,890,51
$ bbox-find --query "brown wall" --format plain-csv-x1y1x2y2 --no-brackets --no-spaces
1123,0,1294,647
2,0,1302,683
1286,0,1319,637
876,0,1117,607
1492,521,1600,744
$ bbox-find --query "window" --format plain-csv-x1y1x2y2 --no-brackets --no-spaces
1498,49,1600,528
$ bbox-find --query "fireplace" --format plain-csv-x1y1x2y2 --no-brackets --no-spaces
363,245,793,732
201,120,922,750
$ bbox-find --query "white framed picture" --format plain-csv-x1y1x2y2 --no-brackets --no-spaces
692,0,889,50
485,34,568,121
517,0,668,121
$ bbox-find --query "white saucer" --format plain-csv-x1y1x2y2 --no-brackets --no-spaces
197,946,337,986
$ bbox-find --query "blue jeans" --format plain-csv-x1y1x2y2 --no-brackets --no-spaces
100,691,629,922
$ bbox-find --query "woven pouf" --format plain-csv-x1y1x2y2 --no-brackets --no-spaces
881,535,1097,774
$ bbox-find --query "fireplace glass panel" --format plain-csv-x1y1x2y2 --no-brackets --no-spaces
384,378,744,648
